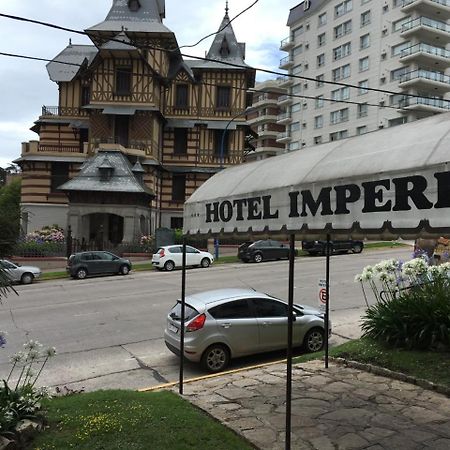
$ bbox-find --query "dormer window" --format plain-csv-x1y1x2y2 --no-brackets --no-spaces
220,37,230,57
98,156,114,182
128,0,141,12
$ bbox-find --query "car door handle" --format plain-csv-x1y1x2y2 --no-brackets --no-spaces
221,323,231,329
262,321,272,326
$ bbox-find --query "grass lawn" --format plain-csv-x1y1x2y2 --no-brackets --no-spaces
32,390,253,450
294,338,450,387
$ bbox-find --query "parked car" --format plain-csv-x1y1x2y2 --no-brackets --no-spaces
238,240,295,263
152,245,214,271
66,251,131,279
0,259,41,285
164,288,330,373
302,240,364,256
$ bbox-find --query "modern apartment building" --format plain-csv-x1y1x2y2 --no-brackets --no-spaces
280,0,450,149
246,79,287,162
17,1,255,243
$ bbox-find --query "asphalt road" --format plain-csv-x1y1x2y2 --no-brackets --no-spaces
0,247,413,391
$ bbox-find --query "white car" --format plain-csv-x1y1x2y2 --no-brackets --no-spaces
152,245,214,271
0,259,42,284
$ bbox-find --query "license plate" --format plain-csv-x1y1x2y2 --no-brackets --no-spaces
168,323,178,334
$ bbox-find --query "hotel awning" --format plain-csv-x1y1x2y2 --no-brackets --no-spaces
184,113,450,240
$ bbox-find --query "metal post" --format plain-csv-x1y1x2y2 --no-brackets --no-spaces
179,239,187,395
325,234,331,369
285,233,295,450
66,225,72,259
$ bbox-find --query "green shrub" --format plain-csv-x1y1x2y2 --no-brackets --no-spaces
361,274,450,350
13,241,65,257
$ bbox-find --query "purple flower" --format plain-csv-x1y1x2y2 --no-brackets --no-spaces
0,333,7,348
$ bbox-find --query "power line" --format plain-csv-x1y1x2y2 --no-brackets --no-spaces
0,50,414,112
0,12,443,103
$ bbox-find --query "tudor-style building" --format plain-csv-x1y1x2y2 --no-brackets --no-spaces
18,0,255,244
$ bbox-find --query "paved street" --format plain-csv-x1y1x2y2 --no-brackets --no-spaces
0,247,412,391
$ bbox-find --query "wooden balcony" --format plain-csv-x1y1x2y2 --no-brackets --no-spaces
41,106,89,118
164,106,246,120
22,141,87,155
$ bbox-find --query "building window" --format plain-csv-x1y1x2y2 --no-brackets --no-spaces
315,95,324,108
216,86,231,109
360,10,371,27
389,117,407,127
357,103,368,117
391,66,409,81
332,64,351,81
292,103,301,112
115,67,132,96
314,115,323,129
393,0,403,7
392,16,410,32
293,45,303,56
170,217,184,229
318,33,326,47
172,174,186,202
51,162,69,192
314,136,322,145
333,42,351,60
293,25,304,38
356,125,367,135
330,108,349,124
358,80,369,95
360,33,370,49
214,129,229,156
335,0,352,18
317,53,325,67
81,86,90,106
359,56,369,72
330,130,348,141
316,74,325,88
175,84,189,108
174,128,188,155
331,87,350,101
318,12,327,27
334,20,352,39
392,41,410,56
291,122,301,132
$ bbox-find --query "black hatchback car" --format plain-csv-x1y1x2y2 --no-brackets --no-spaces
67,251,132,279
238,240,292,263
302,240,364,256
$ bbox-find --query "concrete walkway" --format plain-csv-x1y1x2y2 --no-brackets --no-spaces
178,360,450,450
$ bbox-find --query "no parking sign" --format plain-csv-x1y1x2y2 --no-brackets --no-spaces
318,279,328,311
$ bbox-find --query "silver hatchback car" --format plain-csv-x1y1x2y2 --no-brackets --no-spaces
164,288,331,373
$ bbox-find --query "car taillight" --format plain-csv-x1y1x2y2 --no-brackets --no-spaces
159,249,165,257
186,313,206,332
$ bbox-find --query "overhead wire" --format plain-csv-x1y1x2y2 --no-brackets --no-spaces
0,11,445,103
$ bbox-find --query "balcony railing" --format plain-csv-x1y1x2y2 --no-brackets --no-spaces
280,36,293,50
164,106,246,119
402,16,450,34
91,137,152,151
401,42,450,59
403,0,450,7
400,96,450,109
41,106,89,117
399,69,450,85
279,56,294,68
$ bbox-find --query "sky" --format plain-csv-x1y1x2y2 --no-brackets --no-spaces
0,0,301,168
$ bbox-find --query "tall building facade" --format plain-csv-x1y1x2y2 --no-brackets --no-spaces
17,0,255,243
281,0,450,149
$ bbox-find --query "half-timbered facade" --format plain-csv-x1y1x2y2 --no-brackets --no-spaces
18,0,255,243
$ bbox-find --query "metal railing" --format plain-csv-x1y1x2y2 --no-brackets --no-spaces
280,37,292,48
41,106,89,117
399,69,450,85
279,56,294,67
401,96,450,109
403,0,450,7
401,42,450,59
402,16,450,33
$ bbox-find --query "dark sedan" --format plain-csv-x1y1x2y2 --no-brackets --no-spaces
66,251,132,279
238,240,294,263
302,240,364,256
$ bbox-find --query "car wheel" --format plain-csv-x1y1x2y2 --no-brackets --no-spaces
200,258,211,268
164,260,175,272
21,273,34,285
120,265,130,275
201,344,230,373
253,252,263,263
352,244,363,254
76,268,88,280
303,328,325,353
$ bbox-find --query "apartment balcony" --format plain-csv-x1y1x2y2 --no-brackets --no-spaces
247,113,278,126
400,43,450,70
22,141,88,155
257,129,280,139
402,0,450,21
398,69,450,93
279,55,294,70
401,16,450,43
41,106,89,118
276,131,292,143
278,95,293,106
278,75,293,87
398,96,450,113
277,113,293,125
251,94,279,108
280,36,294,51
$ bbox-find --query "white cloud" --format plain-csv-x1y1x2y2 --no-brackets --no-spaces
0,0,298,167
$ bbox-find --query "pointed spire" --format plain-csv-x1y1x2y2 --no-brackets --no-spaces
225,1,229,17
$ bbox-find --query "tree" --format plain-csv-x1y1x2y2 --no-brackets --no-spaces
0,179,21,257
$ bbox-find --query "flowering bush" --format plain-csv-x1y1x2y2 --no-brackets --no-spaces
139,234,153,252
356,256,450,350
0,340,56,436
25,225,65,244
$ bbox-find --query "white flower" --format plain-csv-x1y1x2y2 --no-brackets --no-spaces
24,340,42,351
45,347,56,357
10,351,25,364
402,258,429,277
354,274,363,282
27,349,40,361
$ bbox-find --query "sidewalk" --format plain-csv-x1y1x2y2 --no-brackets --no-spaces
178,360,450,450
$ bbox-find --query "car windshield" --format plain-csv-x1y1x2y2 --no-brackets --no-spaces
1,260,17,269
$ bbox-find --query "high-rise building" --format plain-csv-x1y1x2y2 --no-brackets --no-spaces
281,0,450,149
17,1,255,243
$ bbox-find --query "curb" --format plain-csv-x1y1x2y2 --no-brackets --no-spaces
330,357,450,397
